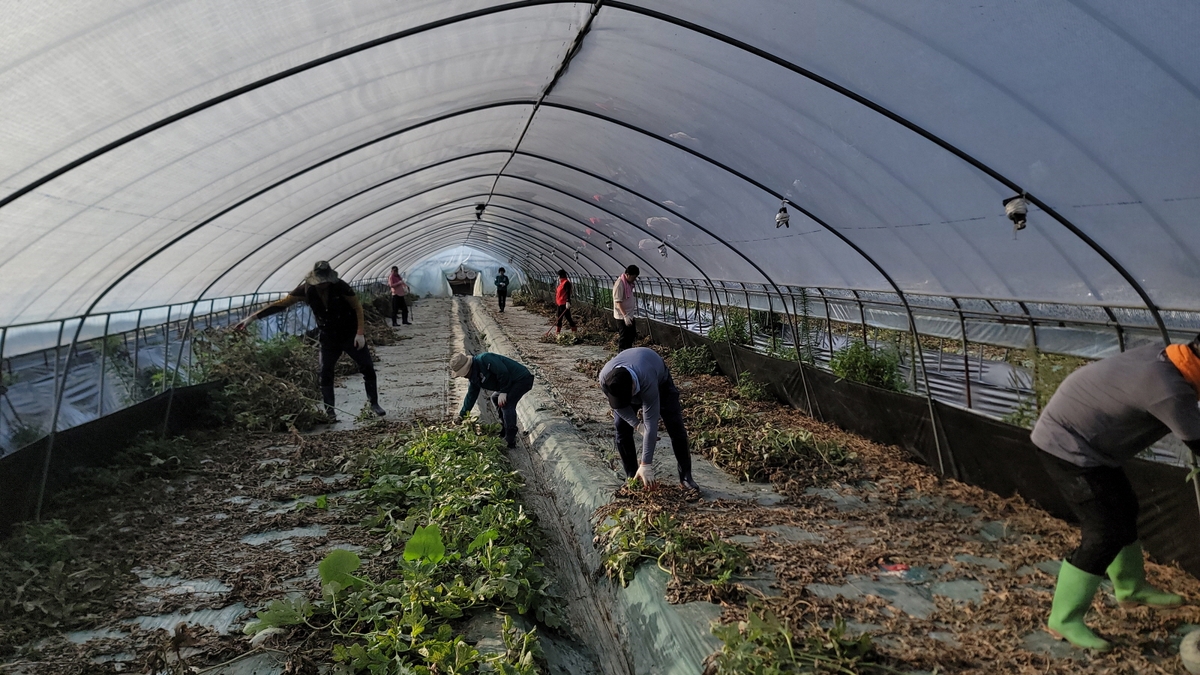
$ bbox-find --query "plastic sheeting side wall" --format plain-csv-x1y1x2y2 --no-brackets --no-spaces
0,383,219,534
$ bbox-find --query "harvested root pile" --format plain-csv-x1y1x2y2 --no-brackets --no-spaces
191,329,326,431
362,292,414,346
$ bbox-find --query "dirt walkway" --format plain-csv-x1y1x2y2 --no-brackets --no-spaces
483,300,1200,675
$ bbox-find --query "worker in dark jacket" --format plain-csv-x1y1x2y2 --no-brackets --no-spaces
237,261,386,421
544,269,577,337
451,351,534,449
495,268,510,313
1032,338,1200,651
598,346,699,491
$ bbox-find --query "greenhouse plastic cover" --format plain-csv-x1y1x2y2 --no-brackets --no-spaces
2,0,1199,328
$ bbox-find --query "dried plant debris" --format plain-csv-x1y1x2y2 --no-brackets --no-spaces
504,302,1200,674
192,329,327,432
0,419,558,674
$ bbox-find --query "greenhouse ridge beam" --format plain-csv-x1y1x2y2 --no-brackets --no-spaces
605,1,1170,344
244,170,695,293
338,205,652,281
333,196,669,282
469,0,605,247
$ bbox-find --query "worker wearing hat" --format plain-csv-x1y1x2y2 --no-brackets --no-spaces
1033,336,1200,651
598,346,699,491
451,351,534,449
237,261,386,421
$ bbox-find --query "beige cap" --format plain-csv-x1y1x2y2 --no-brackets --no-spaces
450,352,472,378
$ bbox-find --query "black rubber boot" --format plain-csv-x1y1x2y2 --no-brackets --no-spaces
321,385,337,422
365,378,386,417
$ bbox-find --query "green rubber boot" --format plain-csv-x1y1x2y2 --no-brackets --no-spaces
1107,542,1183,608
1047,560,1112,651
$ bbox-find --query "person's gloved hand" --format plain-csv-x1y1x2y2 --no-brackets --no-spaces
565,302,571,309
623,315,634,326
634,463,656,486
234,319,248,331
497,393,508,407
353,334,366,350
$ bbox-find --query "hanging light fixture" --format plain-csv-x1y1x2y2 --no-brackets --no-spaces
1003,194,1028,231
605,240,613,251
475,203,486,221
658,242,668,258
775,200,790,229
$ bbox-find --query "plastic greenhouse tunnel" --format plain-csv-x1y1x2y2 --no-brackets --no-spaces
3,2,1200,673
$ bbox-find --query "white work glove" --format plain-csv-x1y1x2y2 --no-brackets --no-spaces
623,315,634,326
565,302,571,309
497,393,508,407
634,463,656,486
353,334,366,350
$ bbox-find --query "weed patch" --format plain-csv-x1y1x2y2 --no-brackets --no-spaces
670,346,716,376
829,341,905,392
705,602,895,675
734,371,772,402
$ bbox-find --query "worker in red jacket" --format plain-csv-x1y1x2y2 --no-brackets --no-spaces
547,269,577,336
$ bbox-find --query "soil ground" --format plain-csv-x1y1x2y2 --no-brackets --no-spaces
488,298,1200,675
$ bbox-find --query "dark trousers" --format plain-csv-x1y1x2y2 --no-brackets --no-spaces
613,376,693,480
391,295,409,324
490,374,535,447
555,304,576,330
318,334,378,404
497,289,507,311
1039,451,1139,576
617,319,637,350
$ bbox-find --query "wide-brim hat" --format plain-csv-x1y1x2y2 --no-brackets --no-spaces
306,260,339,285
450,352,473,378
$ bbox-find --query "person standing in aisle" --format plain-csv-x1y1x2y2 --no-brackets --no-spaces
598,346,699,491
495,267,510,313
236,261,386,421
612,265,639,350
450,351,534,449
388,266,410,326
546,269,577,336
1033,337,1200,651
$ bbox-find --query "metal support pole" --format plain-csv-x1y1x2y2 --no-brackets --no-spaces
780,289,816,417
160,305,172,395
98,314,111,417
132,309,143,400
852,290,868,343
35,319,75,521
953,302,972,409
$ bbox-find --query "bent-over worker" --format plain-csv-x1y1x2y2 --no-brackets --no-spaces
1033,338,1200,651
237,261,386,422
599,346,699,491
451,351,534,450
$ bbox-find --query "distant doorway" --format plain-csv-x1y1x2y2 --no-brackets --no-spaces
447,264,477,296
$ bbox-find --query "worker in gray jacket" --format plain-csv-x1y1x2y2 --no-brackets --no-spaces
1032,338,1200,651
598,347,699,491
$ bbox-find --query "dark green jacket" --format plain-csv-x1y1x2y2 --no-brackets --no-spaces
460,352,533,417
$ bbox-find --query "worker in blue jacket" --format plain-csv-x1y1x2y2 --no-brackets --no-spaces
599,347,699,491
450,351,534,449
